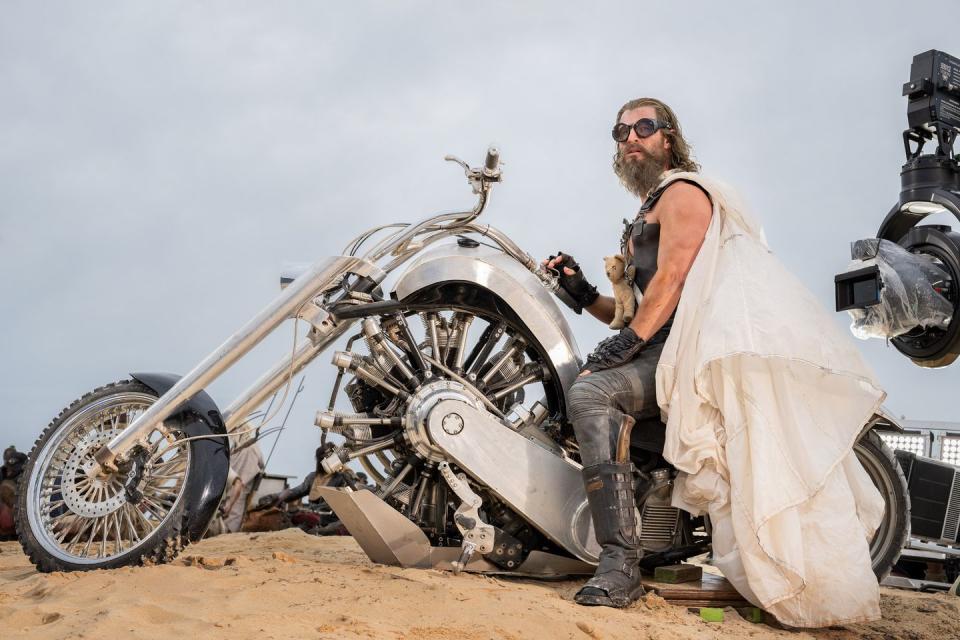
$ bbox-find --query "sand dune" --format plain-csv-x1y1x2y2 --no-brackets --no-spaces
0,529,957,639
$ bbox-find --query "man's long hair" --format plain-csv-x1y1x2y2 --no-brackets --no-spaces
614,97,700,173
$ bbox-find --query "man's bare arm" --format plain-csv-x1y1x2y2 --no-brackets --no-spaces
585,294,616,324
628,183,712,341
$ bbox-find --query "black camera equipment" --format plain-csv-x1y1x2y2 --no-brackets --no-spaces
836,49,960,367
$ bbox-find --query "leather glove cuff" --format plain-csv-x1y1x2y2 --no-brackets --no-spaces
582,327,646,372
551,252,599,314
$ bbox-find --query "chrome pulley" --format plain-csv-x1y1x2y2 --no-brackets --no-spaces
403,379,485,463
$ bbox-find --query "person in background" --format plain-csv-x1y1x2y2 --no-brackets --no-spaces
355,472,375,491
0,446,27,539
222,433,265,533
256,444,359,509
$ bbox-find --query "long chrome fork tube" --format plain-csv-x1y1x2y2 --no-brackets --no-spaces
95,255,362,469
221,319,355,432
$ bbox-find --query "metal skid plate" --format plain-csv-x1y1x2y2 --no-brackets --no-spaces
315,487,593,576
314,487,435,568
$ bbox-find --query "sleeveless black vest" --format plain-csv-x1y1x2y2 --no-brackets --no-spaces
620,177,711,298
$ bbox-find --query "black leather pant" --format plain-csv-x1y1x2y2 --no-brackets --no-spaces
566,329,669,467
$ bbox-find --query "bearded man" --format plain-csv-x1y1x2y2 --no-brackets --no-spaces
545,99,887,628
545,98,712,608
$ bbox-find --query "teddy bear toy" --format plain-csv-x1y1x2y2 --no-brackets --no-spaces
603,254,636,330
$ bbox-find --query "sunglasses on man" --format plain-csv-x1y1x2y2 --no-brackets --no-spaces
611,118,672,143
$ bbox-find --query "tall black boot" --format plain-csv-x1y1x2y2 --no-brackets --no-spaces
574,461,645,608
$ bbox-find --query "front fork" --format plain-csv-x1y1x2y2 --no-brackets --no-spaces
91,147,513,474
93,254,381,472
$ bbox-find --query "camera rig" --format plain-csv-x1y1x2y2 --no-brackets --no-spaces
836,49,960,367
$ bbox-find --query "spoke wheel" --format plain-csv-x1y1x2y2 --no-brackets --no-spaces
18,381,194,571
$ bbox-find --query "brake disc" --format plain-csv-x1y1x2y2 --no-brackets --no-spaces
60,428,127,518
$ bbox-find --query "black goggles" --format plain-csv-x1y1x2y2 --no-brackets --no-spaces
612,118,672,142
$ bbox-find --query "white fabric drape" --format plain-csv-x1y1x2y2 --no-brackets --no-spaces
654,172,887,627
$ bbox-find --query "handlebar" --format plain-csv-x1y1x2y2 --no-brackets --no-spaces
484,147,500,176
358,146,506,263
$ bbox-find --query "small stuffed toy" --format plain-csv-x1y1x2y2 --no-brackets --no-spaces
604,254,636,330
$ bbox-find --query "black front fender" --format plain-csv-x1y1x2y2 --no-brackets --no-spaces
131,372,230,541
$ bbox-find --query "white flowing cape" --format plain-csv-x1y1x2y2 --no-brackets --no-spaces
654,173,887,627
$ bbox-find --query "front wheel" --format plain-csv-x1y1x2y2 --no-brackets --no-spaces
854,430,910,582
17,380,201,572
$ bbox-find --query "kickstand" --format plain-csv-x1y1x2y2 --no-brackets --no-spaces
452,540,477,575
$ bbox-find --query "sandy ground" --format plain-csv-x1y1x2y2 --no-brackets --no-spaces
0,529,957,640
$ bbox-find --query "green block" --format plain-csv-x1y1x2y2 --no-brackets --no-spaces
737,607,764,623
699,607,724,622
654,563,703,584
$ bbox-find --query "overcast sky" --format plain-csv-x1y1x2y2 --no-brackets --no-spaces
2,2,959,480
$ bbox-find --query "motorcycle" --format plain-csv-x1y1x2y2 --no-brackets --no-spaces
16,148,910,580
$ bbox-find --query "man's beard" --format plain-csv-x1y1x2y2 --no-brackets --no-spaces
613,146,669,198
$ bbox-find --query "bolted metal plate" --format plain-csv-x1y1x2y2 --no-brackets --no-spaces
426,398,603,563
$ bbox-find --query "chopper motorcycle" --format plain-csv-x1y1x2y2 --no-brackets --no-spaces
16,148,909,580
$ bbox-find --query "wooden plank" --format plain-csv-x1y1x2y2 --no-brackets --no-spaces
642,572,751,607
678,599,752,608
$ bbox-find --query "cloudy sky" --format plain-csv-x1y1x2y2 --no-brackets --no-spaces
2,2,959,479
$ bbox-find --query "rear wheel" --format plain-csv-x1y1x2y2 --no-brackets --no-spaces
17,380,196,572
854,430,910,581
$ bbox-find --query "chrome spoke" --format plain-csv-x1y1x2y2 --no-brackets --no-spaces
144,498,175,515
52,520,73,544
149,443,186,466
122,505,142,543
139,495,163,515
78,483,96,501
99,519,107,558
112,512,123,554
42,498,66,512
81,517,99,558
65,517,94,551
143,484,177,496
130,503,155,533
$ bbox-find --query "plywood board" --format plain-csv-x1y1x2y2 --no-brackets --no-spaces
642,572,751,607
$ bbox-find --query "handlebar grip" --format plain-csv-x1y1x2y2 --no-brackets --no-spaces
484,147,500,174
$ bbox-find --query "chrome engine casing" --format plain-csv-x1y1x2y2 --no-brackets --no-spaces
425,397,603,563
393,243,583,396
403,379,486,463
